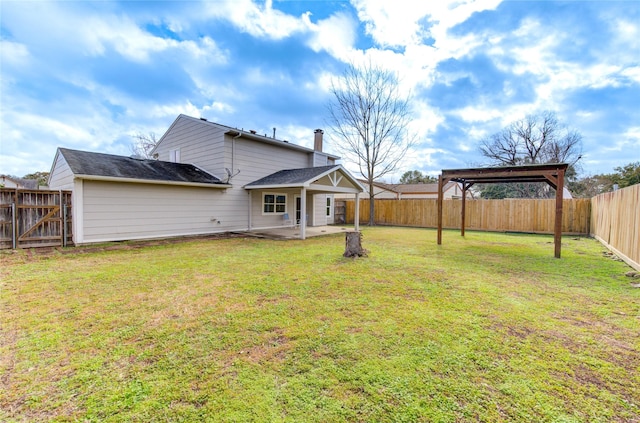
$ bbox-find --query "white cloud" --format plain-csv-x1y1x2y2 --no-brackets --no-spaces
307,12,358,61
602,126,640,152
351,0,502,48
202,0,311,40
1,2,227,67
452,105,502,123
0,40,31,68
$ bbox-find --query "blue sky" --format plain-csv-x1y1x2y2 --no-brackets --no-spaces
1,0,639,181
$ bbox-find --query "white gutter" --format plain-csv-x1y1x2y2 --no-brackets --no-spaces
74,174,232,189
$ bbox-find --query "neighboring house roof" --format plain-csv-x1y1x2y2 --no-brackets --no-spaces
0,175,40,189
153,115,341,160
358,180,461,195
245,165,364,193
56,148,229,187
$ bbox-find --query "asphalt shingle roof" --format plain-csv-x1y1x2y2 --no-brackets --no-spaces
245,165,337,187
59,148,225,185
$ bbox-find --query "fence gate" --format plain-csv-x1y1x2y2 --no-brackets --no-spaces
0,189,73,249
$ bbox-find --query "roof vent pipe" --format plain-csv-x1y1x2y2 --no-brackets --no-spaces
273,127,276,138
314,129,324,152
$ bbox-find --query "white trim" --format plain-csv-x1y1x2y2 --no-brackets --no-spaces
246,183,309,190
328,171,343,187
307,184,362,193
74,174,231,189
73,178,84,245
262,192,288,215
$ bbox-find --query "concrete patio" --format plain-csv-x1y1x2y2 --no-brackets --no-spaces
246,225,353,240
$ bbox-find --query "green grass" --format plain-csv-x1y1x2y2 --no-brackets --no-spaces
1,228,638,422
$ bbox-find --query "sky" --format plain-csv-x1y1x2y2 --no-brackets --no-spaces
1,0,639,182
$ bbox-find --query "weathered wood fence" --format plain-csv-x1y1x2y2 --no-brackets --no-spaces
0,189,73,249
343,198,591,235
590,184,639,270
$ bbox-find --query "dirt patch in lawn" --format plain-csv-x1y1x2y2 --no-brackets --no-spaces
1,232,249,261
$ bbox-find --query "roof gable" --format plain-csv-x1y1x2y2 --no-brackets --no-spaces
245,165,364,193
153,114,340,159
58,148,227,186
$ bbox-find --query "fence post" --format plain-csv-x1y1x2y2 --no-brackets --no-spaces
62,203,68,247
11,202,17,250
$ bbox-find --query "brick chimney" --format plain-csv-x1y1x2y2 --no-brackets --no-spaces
314,129,324,152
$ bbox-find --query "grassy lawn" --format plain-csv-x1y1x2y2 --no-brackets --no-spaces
1,227,639,422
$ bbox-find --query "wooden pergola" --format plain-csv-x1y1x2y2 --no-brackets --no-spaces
437,163,569,258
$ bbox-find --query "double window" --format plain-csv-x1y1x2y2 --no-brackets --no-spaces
263,193,287,214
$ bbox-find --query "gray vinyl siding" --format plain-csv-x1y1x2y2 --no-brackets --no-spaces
229,138,309,185
48,154,75,190
312,194,327,226
81,180,242,243
249,189,303,229
312,152,334,167
154,117,226,177
156,116,312,187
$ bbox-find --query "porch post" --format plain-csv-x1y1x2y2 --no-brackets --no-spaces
300,187,307,240
354,192,360,232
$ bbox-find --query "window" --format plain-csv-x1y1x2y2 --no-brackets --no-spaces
263,193,287,214
169,149,181,163
326,196,333,217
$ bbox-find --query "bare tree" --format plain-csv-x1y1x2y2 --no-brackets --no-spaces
326,62,416,225
478,111,583,198
131,132,159,159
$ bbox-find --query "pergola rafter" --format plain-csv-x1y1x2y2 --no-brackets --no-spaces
437,163,568,258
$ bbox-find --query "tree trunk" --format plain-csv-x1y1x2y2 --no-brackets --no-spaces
344,231,367,257
368,181,375,226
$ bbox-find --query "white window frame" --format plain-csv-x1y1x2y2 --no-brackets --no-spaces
169,149,181,163
262,192,287,215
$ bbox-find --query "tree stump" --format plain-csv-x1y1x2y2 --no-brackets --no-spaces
344,231,367,257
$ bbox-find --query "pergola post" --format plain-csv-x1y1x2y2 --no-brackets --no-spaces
439,163,568,259
437,175,444,245
554,168,565,258
460,182,466,237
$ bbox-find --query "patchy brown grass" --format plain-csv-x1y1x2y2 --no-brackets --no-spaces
1,228,638,422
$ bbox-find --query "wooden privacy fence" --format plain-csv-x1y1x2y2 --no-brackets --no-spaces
0,189,73,249
344,198,591,235
590,184,639,270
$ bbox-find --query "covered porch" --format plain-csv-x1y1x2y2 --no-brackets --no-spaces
244,165,364,239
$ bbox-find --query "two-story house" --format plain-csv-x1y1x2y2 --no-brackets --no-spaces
48,114,364,245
